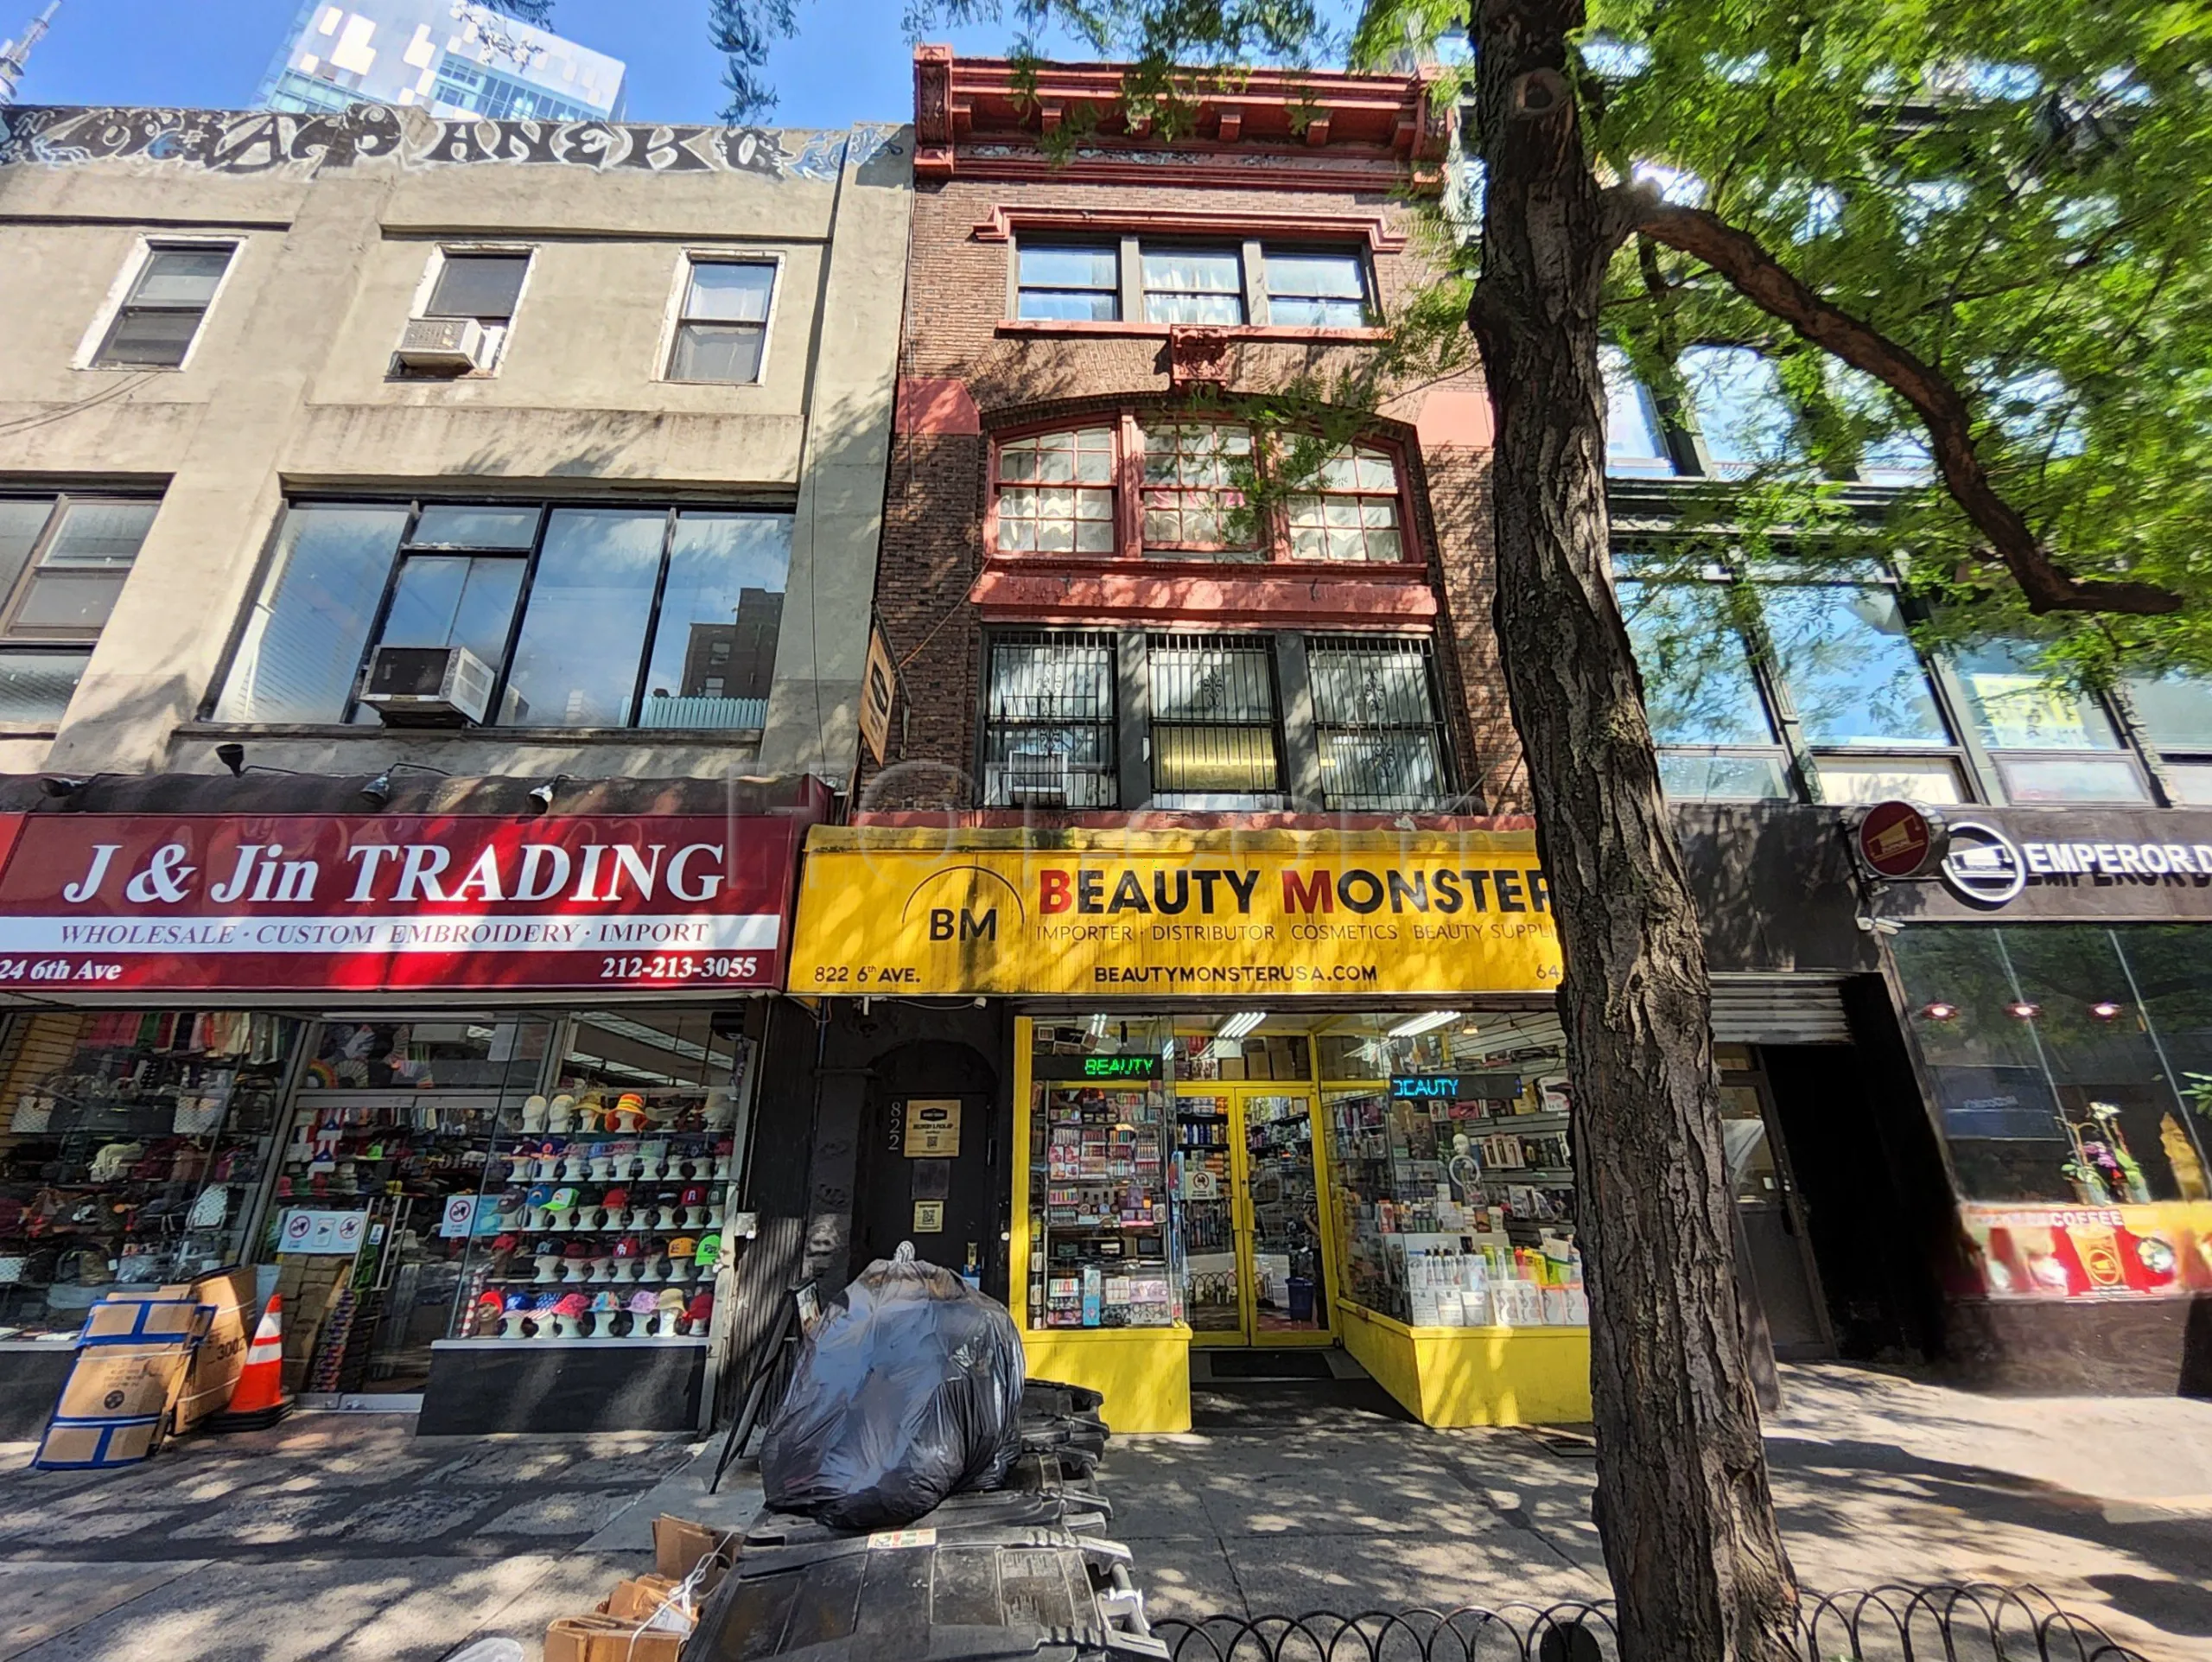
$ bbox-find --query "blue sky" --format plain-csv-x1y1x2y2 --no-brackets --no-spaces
3,0,1090,127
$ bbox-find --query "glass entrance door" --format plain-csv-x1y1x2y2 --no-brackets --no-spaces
1175,1084,1335,1346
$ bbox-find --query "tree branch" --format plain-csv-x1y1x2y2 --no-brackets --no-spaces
1616,190,2183,617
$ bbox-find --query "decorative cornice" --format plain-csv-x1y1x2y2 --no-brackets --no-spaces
970,202,1407,252
912,48,1450,192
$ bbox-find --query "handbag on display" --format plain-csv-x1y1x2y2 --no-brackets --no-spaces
11,1092,52,1135
188,1186,229,1230
89,1142,145,1182
173,1097,224,1136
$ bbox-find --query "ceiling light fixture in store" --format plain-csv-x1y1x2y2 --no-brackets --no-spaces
2005,1000,2041,1020
1216,1010,1268,1041
1919,1001,1959,1022
1389,1010,1461,1039
2089,1001,2123,1020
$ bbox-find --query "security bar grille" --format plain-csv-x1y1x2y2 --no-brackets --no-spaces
1147,634,1282,803
1306,634,1450,809
982,633,1119,807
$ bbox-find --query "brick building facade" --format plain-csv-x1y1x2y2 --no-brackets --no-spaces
861,48,1527,819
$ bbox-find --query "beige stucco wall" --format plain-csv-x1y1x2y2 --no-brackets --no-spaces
0,106,912,786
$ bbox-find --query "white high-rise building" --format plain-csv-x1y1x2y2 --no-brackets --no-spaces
257,0,626,123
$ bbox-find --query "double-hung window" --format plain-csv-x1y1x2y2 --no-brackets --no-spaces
406,250,530,373
1306,635,1450,810
215,501,792,732
1147,634,1283,806
1141,247,1245,324
0,495,157,723
95,243,236,369
1015,245,1120,322
667,258,776,384
1262,250,1370,328
981,633,1119,808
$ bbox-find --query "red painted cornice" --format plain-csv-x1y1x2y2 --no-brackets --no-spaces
969,560,1440,627
913,47,1452,192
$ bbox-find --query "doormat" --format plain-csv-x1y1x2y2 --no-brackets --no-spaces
1209,1351,1332,1380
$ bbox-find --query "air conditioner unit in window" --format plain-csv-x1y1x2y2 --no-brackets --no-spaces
394,315,487,372
359,645,497,728
1005,749,1071,806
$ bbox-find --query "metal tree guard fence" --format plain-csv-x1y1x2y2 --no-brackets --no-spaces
1151,1585,2152,1662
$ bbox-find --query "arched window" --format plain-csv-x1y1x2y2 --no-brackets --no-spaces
987,412,1414,565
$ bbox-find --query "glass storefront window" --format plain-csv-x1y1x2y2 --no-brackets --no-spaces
452,1010,749,1347
1317,1012,1585,1329
0,1010,300,1340
1026,1019,1178,1329
1893,924,2212,1207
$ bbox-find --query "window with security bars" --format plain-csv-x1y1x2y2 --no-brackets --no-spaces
1141,423,1259,557
982,634,1119,807
1306,635,1452,809
995,428,1116,554
1147,634,1282,804
1287,448,1404,562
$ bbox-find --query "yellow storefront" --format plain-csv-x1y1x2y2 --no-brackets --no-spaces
787,825,1594,1434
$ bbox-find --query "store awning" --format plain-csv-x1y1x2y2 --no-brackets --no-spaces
787,825,1563,999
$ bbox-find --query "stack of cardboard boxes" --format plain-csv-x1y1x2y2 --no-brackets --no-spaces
543,1515,735,1662
32,1266,253,1468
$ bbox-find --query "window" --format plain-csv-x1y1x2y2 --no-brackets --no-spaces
1758,582,1965,803
2125,670,2212,806
1951,640,2148,804
1601,347,1676,478
667,259,775,384
1141,423,1258,557
0,495,156,722
1147,634,1281,806
1010,239,1376,330
1017,245,1119,322
94,243,235,369
1141,248,1245,325
407,250,530,373
1892,923,2212,1209
995,428,1116,554
1679,347,1801,477
1286,448,1403,563
215,500,791,731
989,416,1412,567
1306,635,1451,809
1618,572,1793,800
1263,250,1369,328
982,633,1118,808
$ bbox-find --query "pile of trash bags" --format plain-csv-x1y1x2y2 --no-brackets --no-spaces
760,1245,1027,1530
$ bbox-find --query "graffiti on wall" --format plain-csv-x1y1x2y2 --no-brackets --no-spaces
0,105,903,181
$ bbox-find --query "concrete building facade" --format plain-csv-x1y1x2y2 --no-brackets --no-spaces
0,100,910,1435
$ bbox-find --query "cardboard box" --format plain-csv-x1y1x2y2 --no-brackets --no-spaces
543,1614,684,1662
34,1417,162,1469
599,1576,691,1624
102,1269,253,1431
652,1513,736,1583
80,1296,206,1345
54,1345,193,1423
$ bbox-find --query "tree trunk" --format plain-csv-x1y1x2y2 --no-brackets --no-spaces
1465,3,1801,1658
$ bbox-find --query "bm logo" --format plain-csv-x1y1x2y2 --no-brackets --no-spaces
929,906,997,941
903,865,1024,950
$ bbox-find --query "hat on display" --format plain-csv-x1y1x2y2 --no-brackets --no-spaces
601,1186,630,1213
577,1095,607,1131
667,1234,697,1263
683,1291,715,1336
474,1290,505,1331
547,1185,578,1214
656,1286,686,1333
561,1241,592,1282
612,1092,648,1132
694,1232,721,1270
503,1290,533,1314
531,1290,563,1337
524,1183,555,1211
626,1289,659,1316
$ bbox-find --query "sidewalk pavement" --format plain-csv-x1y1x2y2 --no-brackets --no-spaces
0,1361,2206,1661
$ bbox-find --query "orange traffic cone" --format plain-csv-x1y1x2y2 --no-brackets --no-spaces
208,1295,294,1431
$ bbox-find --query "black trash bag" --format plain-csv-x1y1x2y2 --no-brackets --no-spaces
760,1245,1026,1531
